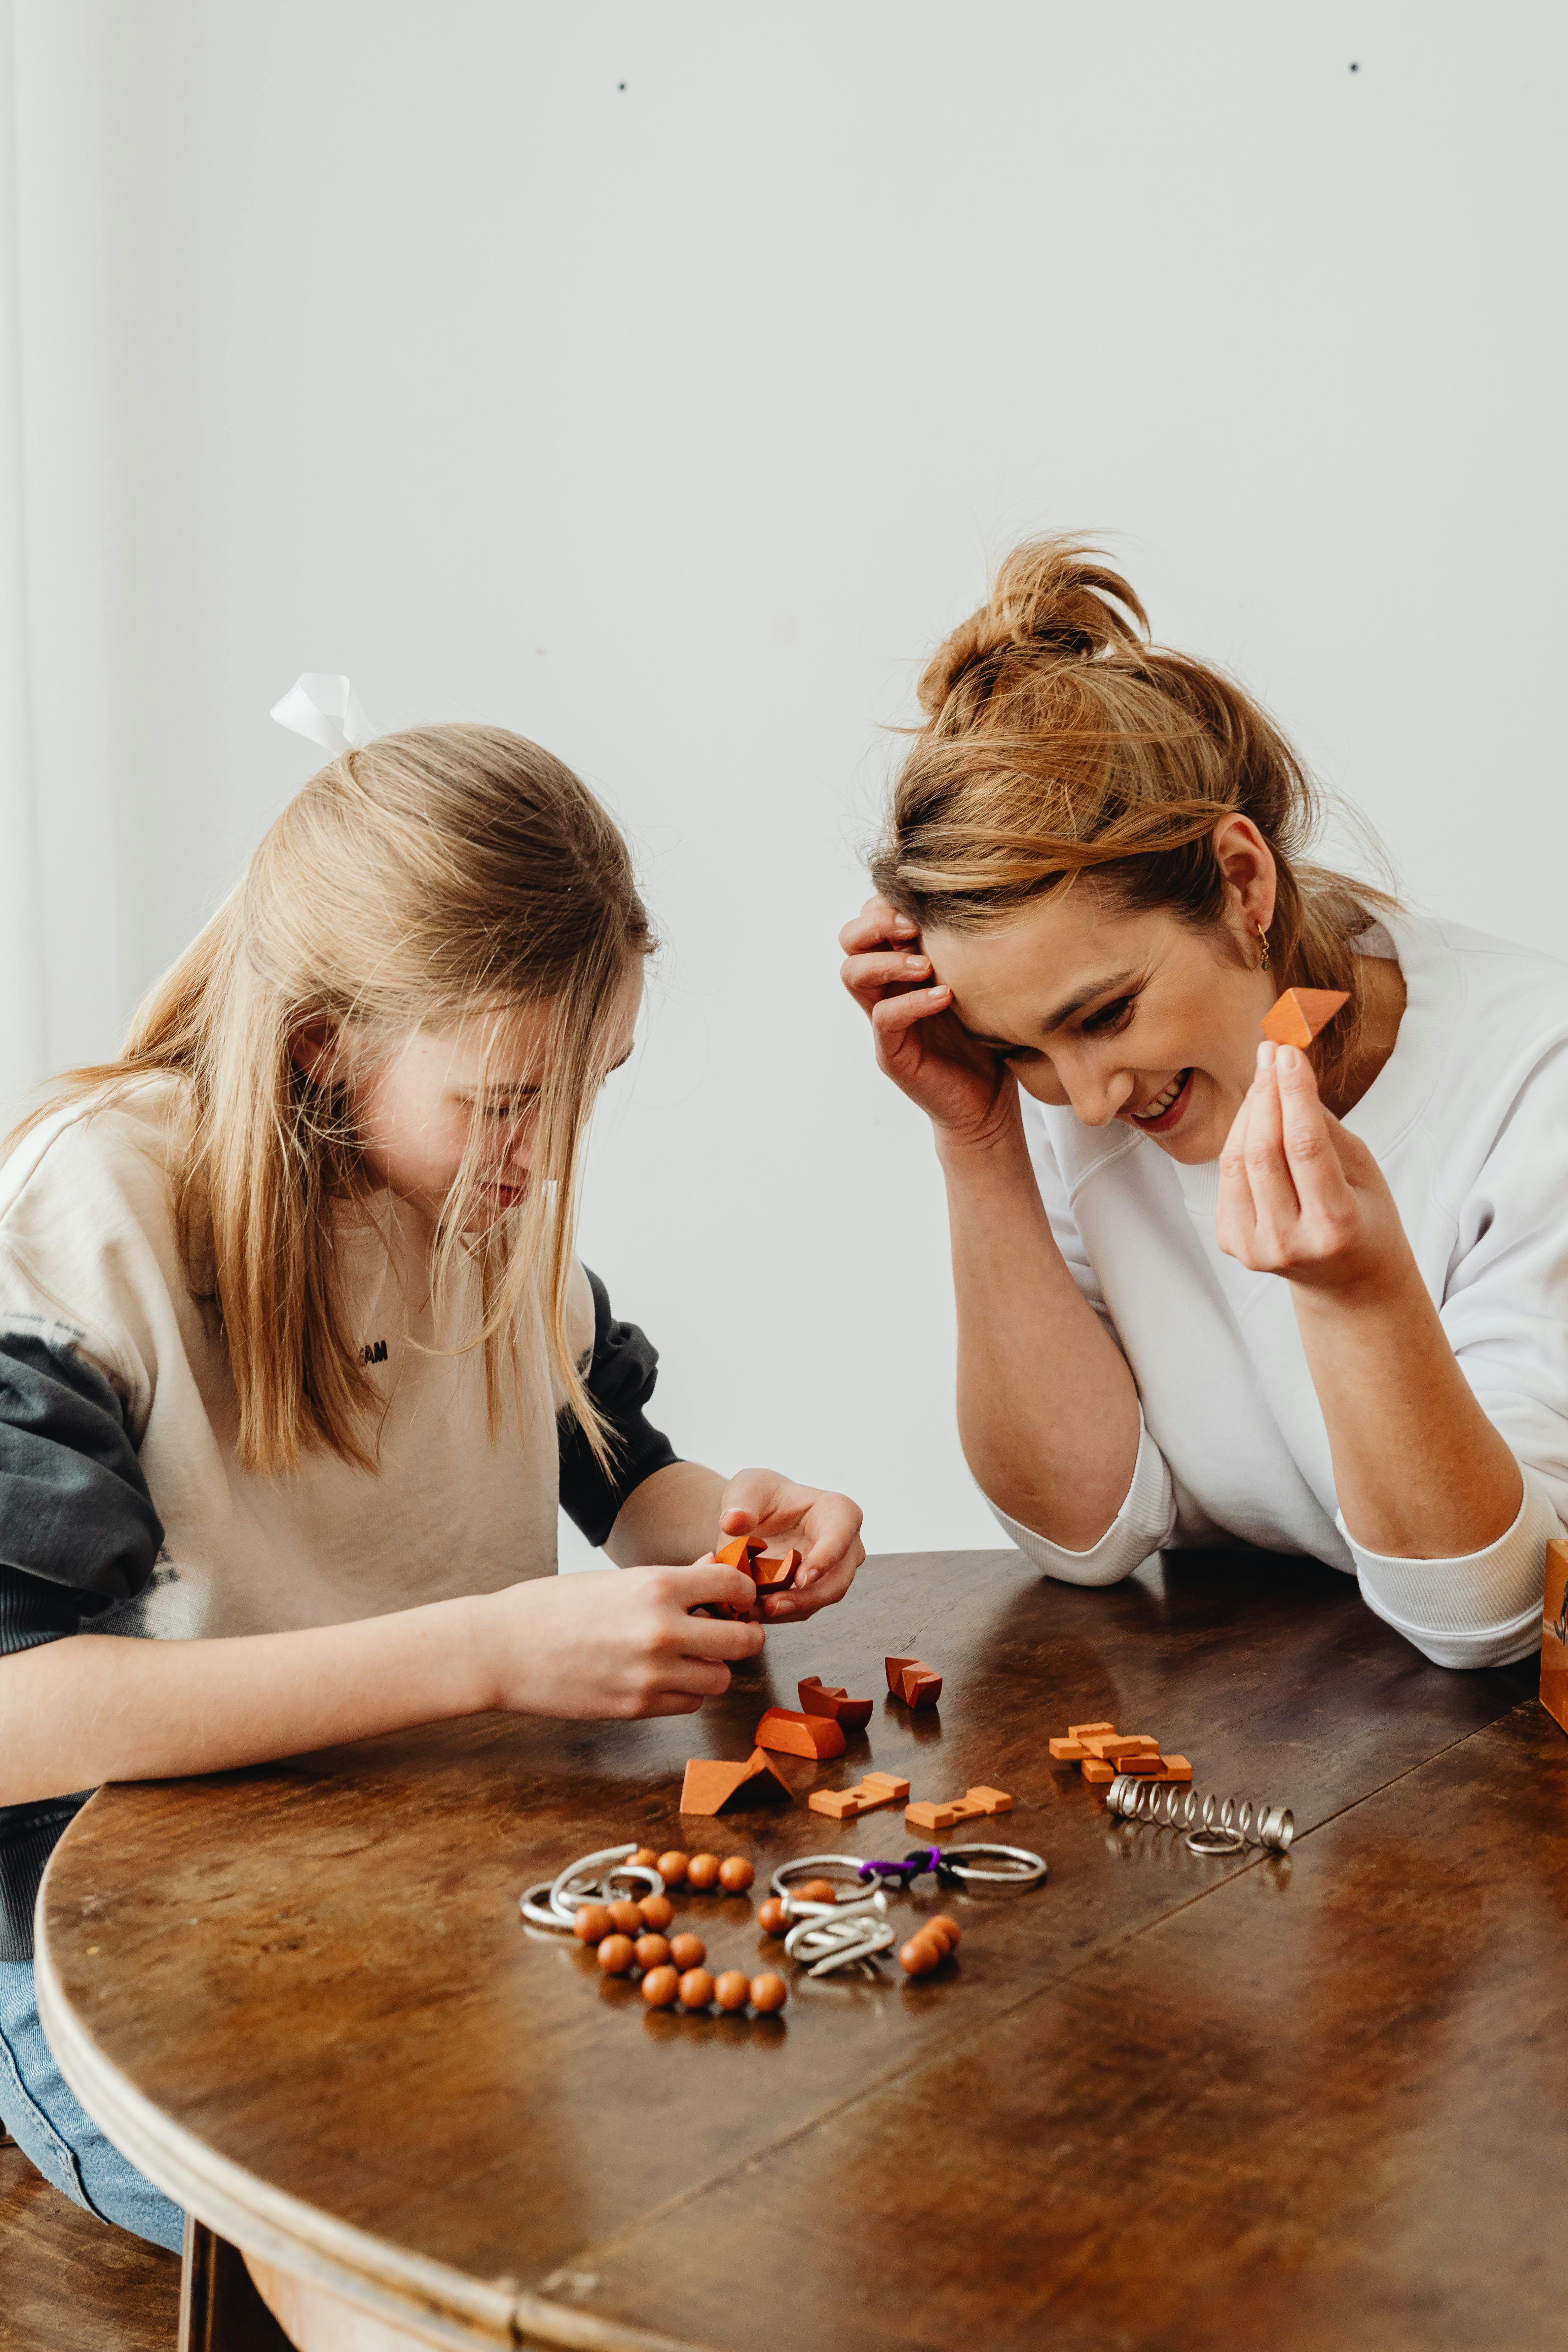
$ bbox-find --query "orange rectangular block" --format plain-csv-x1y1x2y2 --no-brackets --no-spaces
906,1800,962,1832
679,1750,792,1815
754,1707,846,1761
1115,1754,1164,1776
808,1770,910,1821
1545,1541,1568,1740
1048,1738,1088,1762
1155,1755,1193,1782
1082,1734,1142,1761
1080,1758,1115,1784
1120,1737,1161,1755
1261,986,1349,1050
964,1785,1013,1815
1067,1721,1115,1739
806,1789,860,1820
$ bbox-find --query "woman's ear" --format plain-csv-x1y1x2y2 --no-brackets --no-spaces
289,1020,339,1083
1212,814,1277,935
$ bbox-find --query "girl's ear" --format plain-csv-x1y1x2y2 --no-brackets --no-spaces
290,1020,339,1082
1212,814,1278,934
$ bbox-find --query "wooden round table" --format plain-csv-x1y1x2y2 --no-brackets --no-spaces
35,1547,1562,2351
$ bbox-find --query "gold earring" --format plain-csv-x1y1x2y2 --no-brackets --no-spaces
1257,922,1271,972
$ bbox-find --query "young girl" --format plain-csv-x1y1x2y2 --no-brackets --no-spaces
842,538,1567,1676
0,709,863,2248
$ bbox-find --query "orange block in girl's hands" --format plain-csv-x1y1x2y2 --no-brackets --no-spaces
1261,988,1349,1050
712,1537,753,1570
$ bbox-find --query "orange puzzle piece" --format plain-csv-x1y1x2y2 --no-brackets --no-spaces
885,1656,943,1708
1081,1758,1115,1784
905,1784,1012,1833
679,1749,793,1816
754,1707,846,1762
798,1676,874,1730
1260,987,1349,1051
808,1771,911,1821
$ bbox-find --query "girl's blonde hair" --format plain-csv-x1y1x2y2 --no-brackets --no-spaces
872,537,1394,1101
18,724,650,1477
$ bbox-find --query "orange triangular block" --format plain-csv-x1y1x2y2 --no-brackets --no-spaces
713,1537,752,1569
679,1749,793,1815
754,1707,846,1761
1261,987,1349,1050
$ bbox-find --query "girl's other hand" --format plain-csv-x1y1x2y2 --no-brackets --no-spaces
484,1560,764,1719
1216,1042,1409,1296
838,896,1019,1150
715,1470,865,1621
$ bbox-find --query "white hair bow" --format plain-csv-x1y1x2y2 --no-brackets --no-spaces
269,673,376,757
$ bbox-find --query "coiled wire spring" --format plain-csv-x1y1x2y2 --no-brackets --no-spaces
1105,1774,1294,1854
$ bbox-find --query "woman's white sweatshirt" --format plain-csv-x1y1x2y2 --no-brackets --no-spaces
989,908,1568,1670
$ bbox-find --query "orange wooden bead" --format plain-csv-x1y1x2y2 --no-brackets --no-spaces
633,1933,671,1970
640,1965,679,2007
668,1932,707,1970
795,1878,838,1906
749,1971,788,2013
925,1914,961,1952
630,1847,659,1870
607,1899,643,1936
596,1935,636,1976
656,1850,690,1886
757,1898,790,1937
687,1853,721,1890
678,1968,716,2010
713,1969,751,2011
637,1894,674,1931
573,1904,613,1945
718,1856,755,1893
898,1936,941,1976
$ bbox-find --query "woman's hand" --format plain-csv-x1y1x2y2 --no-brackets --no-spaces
483,1560,765,1719
839,896,1019,1151
714,1468,866,1621
1216,1041,1409,1295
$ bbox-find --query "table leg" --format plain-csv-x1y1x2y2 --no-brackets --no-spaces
179,2216,296,2350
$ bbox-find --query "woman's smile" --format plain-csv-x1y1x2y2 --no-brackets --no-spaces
1126,1068,1195,1134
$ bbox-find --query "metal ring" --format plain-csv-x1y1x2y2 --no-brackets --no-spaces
938,1843,1048,1888
519,1882,578,1931
782,1893,888,1963
769,1854,867,1898
805,1922,897,1978
549,1844,663,1922
1186,1827,1246,1856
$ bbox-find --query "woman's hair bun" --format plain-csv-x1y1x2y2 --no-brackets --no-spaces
917,535,1149,717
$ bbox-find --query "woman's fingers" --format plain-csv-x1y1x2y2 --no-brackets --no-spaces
1239,1045,1302,1243
838,897,920,957
1275,1047,1356,1227
841,947,934,1001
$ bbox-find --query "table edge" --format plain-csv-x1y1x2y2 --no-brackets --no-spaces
33,1838,715,2352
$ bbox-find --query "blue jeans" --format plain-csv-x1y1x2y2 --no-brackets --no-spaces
0,1959,184,2252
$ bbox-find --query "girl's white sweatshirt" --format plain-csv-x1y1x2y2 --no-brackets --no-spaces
989,908,1568,1670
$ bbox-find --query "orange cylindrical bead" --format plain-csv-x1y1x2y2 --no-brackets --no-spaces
597,1935,636,1976
633,1934,671,1971
573,1904,613,1945
713,1969,751,2011
668,1932,707,1971
678,1968,716,2010
656,1851,690,1886
607,1899,644,1936
630,1847,659,1870
795,1879,838,1906
718,1856,755,1893
749,1972,788,2013
640,1965,680,2008
899,1936,941,1977
637,1894,674,1931
687,1853,721,1890
756,1898,790,1937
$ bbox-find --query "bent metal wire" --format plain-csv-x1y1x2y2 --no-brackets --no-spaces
519,1843,666,1932
1104,1774,1295,1855
783,1893,895,1977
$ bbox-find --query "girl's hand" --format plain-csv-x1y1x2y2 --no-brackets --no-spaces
1216,1042,1409,1295
839,896,1020,1151
715,1469,866,1621
484,1559,764,1719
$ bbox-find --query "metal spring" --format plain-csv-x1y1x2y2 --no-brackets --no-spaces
1105,1774,1294,1853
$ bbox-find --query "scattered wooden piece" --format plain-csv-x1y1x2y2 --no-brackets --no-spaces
798,1676,874,1730
885,1655,918,1694
679,1749,793,1815
1155,1755,1193,1782
713,1536,752,1570
754,1707,847,1762
905,1784,1012,1832
1260,986,1349,1050
1067,1720,1116,1739
1081,1758,1115,1784
807,1771,910,1821
1048,1738,1088,1762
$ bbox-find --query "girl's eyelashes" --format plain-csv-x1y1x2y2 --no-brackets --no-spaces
1079,994,1136,1038
997,1043,1044,1065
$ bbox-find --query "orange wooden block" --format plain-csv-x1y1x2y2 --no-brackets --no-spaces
1083,1735,1143,1761
964,1785,1012,1815
798,1676,874,1731
905,1800,963,1832
1067,1721,1116,1739
713,1536,752,1569
1080,1758,1115,1784
1261,987,1349,1050
679,1749,792,1815
885,1655,919,1693
899,1666,943,1709
754,1707,846,1761
1115,1754,1164,1776
1048,1738,1088,1761
753,1546,801,1595
1155,1755,1193,1782
808,1771,910,1821
905,1784,1012,1833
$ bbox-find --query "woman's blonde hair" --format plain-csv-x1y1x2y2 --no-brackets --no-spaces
17,724,650,1477
871,537,1394,1100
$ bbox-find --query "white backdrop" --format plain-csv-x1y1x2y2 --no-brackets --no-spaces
4,2,1566,1565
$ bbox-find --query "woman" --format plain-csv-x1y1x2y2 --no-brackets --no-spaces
841,538,1566,1670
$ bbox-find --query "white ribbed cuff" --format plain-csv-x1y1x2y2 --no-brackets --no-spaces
1344,1466,1557,1671
986,1417,1176,1588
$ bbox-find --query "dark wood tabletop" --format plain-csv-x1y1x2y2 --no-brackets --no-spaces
33,1547,1567,2352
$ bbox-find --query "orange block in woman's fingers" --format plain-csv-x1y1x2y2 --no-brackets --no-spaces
1261,987,1349,1049
713,1537,752,1569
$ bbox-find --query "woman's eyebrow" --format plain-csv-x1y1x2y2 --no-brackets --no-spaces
1039,968,1140,1032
